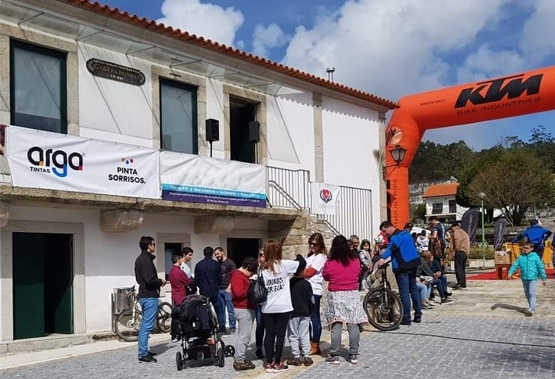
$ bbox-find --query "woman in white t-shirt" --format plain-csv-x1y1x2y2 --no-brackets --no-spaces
260,239,304,373
304,233,327,355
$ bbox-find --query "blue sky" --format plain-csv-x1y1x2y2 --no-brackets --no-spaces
101,0,555,150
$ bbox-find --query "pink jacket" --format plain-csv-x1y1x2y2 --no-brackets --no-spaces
322,257,361,291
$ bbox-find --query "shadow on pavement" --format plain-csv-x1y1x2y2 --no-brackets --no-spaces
490,303,526,314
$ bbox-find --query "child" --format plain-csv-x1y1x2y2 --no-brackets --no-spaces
507,242,547,316
229,257,259,371
168,252,192,342
286,259,314,367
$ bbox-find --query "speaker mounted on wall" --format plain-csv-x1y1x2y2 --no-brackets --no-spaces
206,119,219,142
248,121,260,143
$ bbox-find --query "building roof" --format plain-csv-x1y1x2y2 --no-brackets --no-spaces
62,0,398,110
422,183,459,198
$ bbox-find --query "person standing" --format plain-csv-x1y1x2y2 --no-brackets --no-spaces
428,216,447,260
304,233,327,355
511,220,552,261
261,239,304,373
194,246,222,327
450,222,470,289
507,242,547,316
230,257,258,371
322,235,367,365
377,221,422,325
134,236,167,363
255,248,266,359
214,247,237,334
286,261,314,367
168,251,192,342
180,247,194,278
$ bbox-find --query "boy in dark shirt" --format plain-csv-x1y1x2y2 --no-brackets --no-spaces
286,260,314,367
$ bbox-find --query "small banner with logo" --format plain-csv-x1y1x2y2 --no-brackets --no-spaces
6,126,159,198
311,182,340,215
160,151,266,207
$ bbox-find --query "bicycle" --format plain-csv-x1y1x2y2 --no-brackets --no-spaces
114,285,173,342
362,262,403,331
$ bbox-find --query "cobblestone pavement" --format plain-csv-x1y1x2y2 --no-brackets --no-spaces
1,313,554,379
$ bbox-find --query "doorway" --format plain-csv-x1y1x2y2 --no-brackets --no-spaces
13,233,73,339
227,238,261,266
230,98,257,163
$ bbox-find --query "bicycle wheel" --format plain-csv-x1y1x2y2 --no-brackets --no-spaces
363,288,403,331
114,309,142,342
156,302,173,333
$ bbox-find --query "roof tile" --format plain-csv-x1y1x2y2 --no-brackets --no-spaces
422,183,459,198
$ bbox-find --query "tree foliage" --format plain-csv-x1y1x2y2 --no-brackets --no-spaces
410,128,555,226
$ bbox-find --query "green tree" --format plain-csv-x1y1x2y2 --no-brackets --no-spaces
465,148,555,226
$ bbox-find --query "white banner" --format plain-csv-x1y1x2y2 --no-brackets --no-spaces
160,151,266,207
311,182,340,215
6,126,159,198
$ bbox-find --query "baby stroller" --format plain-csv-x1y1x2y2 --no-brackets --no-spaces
172,293,234,370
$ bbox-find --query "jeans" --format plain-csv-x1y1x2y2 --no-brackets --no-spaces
310,295,322,343
535,245,545,261
138,297,158,357
416,282,427,301
216,289,236,331
330,322,359,356
288,316,311,358
454,251,467,286
522,279,538,311
234,308,255,362
255,306,265,349
395,269,422,322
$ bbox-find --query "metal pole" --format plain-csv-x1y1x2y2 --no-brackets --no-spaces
481,199,486,249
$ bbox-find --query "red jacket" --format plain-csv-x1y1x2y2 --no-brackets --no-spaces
168,265,192,305
230,269,255,310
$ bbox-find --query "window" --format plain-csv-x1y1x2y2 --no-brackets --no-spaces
160,79,198,154
432,202,443,214
10,40,67,133
448,200,457,213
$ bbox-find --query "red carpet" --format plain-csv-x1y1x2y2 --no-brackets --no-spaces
467,268,555,281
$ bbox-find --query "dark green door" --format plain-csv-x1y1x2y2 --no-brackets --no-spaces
13,233,73,339
230,101,256,163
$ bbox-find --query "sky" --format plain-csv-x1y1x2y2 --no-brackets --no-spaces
100,0,555,151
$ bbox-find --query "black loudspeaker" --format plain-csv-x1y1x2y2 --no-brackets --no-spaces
206,119,219,142
248,121,260,143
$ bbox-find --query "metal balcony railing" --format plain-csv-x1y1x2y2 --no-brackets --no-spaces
267,166,374,239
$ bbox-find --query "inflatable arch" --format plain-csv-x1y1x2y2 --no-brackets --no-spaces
385,66,555,228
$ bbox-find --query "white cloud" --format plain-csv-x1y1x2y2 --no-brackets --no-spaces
157,0,244,46
519,0,555,62
252,23,290,58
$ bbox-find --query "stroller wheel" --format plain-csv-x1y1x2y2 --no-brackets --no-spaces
224,344,235,357
176,351,183,371
216,347,225,367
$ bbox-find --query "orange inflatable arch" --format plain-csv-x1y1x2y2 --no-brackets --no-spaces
385,66,555,228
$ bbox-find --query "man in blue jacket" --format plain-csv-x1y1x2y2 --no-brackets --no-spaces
511,220,552,260
377,221,422,325
194,246,224,331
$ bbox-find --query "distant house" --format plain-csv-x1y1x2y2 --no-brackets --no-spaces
422,183,468,223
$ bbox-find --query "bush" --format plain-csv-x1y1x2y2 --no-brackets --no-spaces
468,247,495,260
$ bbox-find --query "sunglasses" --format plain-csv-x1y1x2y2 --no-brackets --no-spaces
309,242,318,247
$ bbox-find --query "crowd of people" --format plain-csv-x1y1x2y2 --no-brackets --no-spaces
132,215,549,370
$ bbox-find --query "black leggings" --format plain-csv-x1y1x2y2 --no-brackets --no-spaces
263,312,291,364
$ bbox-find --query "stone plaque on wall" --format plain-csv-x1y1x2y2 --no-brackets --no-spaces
86,58,145,86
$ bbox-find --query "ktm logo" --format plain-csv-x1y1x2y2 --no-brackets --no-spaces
455,73,543,108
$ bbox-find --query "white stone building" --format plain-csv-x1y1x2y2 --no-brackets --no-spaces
0,0,396,348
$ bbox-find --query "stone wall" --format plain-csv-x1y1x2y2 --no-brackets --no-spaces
268,213,335,258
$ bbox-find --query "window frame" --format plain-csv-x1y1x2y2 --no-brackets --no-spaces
159,78,198,155
10,39,68,134
432,202,443,214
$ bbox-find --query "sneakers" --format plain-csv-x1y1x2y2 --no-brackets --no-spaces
273,363,289,372
524,309,534,317
286,357,303,366
263,362,275,373
138,355,157,363
347,354,358,364
229,328,236,334
441,297,454,304
233,360,255,371
325,355,340,365
303,357,314,366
